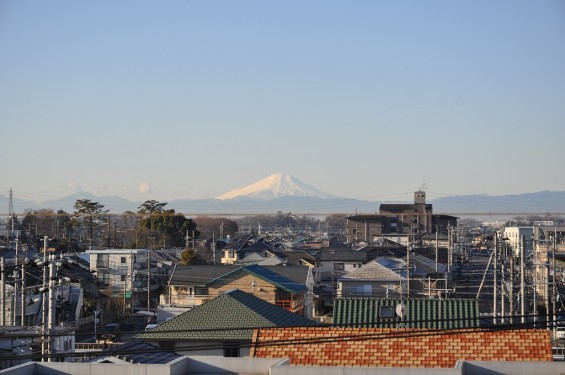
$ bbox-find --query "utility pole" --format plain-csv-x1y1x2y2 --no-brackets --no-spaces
20,239,25,326
130,251,134,315
520,235,526,324
435,226,438,273
147,250,150,312
1,257,5,326
47,259,56,362
509,250,514,325
41,236,48,361
532,234,538,325
14,238,18,327
406,234,411,297
447,225,452,275
501,261,506,324
9,187,14,237
552,228,557,338
493,233,498,324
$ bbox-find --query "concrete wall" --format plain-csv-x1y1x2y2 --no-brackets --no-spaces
460,360,565,375
270,365,461,375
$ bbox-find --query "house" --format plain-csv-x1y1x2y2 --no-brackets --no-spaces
86,249,163,314
336,254,449,300
504,226,534,256
206,264,308,315
332,297,480,329
336,258,406,298
135,289,317,357
1,253,101,332
315,246,383,286
221,235,288,265
160,264,315,318
0,326,76,370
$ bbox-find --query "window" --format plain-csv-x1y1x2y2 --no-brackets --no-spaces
351,284,372,295
120,275,126,282
380,305,395,319
121,257,126,264
96,254,109,268
223,344,240,357
334,263,344,271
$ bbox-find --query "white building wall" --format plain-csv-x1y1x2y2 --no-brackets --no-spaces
503,227,533,256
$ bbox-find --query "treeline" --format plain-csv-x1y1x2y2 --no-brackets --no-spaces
3,200,347,252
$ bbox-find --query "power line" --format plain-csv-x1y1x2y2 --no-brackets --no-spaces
0,317,559,362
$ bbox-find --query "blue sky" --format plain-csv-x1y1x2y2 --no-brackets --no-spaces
1,1,564,205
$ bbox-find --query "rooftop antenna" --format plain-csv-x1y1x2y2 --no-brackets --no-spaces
396,302,407,328
9,187,14,236
419,179,428,192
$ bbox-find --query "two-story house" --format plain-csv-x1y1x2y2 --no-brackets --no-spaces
161,264,313,317
86,249,160,314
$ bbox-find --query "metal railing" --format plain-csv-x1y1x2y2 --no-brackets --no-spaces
160,294,211,307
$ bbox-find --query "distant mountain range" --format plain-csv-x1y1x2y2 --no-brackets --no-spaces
2,173,565,217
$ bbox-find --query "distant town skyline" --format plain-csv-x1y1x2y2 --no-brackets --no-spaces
2,1,564,204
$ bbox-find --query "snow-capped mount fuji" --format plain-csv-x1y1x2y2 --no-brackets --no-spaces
217,173,336,200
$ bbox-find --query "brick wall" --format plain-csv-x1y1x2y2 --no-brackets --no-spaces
250,327,553,367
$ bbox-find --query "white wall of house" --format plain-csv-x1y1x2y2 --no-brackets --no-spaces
503,227,533,256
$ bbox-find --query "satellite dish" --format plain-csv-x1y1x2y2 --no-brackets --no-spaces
395,303,407,319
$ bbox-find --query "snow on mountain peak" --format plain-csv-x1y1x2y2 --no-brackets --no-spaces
216,173,335,200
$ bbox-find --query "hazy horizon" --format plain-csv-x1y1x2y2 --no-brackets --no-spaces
2,1,564,204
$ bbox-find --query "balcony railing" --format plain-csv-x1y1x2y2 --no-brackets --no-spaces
160,294,211,308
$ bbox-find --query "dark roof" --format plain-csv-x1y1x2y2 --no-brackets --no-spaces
267,265,310,286
317,248,371,262
92,340,181,364
170,264,310,286
346,214,386,222
206,264,307,294
282,250,318,266
333,297,480,329
380,203,432,212
134,289,317,342
170,265,241,285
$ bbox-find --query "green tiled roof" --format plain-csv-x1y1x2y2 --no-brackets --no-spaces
333,297,480,329
135,289,317,342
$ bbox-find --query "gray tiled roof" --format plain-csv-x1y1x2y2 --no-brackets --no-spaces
91,340,181,364
134,289,317,342
339,259,405,282
318,248,371,262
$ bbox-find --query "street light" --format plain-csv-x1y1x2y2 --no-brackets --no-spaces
94,310,100,343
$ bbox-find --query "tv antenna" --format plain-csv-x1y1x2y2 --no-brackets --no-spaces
396,302,407,328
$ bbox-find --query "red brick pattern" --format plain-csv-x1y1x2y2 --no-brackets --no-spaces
250,327,553,367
